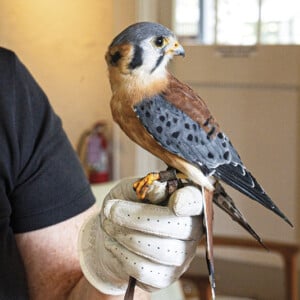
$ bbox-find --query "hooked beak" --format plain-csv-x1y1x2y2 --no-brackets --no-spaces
165,39,185,57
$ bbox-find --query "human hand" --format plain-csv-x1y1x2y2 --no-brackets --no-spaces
78,178,204,295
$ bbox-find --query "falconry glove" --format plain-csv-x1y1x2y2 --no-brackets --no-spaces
78,177,204,295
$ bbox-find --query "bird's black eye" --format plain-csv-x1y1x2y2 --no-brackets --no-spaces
154,36,166,48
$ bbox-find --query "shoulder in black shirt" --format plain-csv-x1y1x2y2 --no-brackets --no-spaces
0,47,95,299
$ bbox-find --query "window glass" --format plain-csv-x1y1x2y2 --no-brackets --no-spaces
217,0,259,45
174,0,200,37
173,0,300,45
260,0,300,44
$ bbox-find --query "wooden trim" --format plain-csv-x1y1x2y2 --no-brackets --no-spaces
184,236,299,300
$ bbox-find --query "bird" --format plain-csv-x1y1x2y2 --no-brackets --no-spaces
105,22,292,299
212,182,267,249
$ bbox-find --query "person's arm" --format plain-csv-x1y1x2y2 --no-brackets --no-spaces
15,203,149,300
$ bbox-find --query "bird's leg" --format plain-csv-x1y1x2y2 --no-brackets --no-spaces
202,187,216,300
133,168,186,200
159,168,185,194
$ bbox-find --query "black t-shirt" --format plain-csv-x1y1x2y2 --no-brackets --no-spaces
0,48,95,299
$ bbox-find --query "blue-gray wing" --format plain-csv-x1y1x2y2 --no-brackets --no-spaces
133,94,241,175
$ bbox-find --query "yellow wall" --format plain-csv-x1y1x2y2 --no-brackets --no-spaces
0,0,114,147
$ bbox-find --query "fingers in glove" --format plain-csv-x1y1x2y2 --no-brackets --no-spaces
103,220,199,266
168,185,204,217
103,199,202,240
105,178,138,202
104,237,181,290
144,180,168,204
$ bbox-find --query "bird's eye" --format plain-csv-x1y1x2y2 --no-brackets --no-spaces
153,36,166,48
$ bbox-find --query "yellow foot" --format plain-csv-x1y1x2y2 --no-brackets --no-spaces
133,172,160,200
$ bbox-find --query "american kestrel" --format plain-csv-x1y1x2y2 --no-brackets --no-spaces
105,22,292,299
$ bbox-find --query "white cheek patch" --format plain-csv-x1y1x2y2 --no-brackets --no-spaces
140,40,162,71
132,39,170,82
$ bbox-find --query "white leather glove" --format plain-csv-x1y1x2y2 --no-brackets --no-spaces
78,178,204,295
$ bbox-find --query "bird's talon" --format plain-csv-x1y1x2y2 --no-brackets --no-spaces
133,172,160,200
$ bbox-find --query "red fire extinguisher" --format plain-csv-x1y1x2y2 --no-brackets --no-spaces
77,121,110,183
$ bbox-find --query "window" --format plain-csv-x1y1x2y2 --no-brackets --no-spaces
173,0,300,44
174,0,200,37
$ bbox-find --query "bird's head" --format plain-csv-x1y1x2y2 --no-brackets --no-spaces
105,22,185,93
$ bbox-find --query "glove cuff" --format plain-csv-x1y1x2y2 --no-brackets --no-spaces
78,213,127,295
